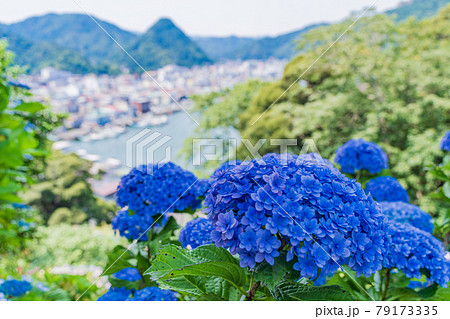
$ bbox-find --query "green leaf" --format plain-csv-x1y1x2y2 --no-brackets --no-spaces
197,293,227,301
108,276,140,290
102,245,136,276
271,279,354,301
387,288,420,301
148,216,180,254
146,244,246,286
145,244,247,299
253,250,299,289
443,182,450,199
0,82,10,111
418,283,439,299
14,102,45,113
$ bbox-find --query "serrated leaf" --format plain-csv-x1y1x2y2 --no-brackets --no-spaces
271,280,354,301
146,244,246,287
146,244,247,299
197,293,227,301
253,250,299,289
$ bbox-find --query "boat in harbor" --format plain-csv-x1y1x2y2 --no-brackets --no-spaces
136,114,168,128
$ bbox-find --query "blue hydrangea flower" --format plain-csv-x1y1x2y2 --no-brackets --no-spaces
380,201,434,233
334,139,388,174
113,163,202,240
408,280,429,289
385,222,450,288
192,178,213,199
112,268,142,282
204,153,390,281
214,160,242,174
0,279,32,297
365,176,409,203
440,130,450,151
126,287,178,301
97,287,131,301
299,153,338,173
179,217,214,249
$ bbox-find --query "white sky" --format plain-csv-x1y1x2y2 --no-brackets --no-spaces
1,0,405,36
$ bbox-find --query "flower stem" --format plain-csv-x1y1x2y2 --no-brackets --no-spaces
244,281,261,301
381,268,391,301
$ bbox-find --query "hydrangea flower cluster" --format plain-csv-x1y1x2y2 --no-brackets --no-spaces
299,153,339,173
385,222,450,287
204,153,390,281
365,176,409,203
113,163,202,240
334,139,388,174
112,267,142,282
380,201,434,234
126,287,178,301
440,130,450,151
179,217,214,249
97,287,131,301
0,279,32,297
192,178,213,199
214,160,242,173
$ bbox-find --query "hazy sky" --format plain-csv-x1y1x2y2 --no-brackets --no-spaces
1,0,405,36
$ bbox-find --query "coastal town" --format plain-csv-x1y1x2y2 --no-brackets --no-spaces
18,59,286,196
19,58,286,143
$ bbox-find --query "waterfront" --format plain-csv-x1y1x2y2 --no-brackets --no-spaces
64,111,197,186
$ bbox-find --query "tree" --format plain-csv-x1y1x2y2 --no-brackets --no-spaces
23,151,117,224
191,8,450,213
0,40,54,253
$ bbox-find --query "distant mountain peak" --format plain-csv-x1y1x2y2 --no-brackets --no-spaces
152,17,176,28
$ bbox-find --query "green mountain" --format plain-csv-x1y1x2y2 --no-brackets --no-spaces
0,26,96,74
192,36,255,61
194,23,329,61
235,23,327,60
194,0,450,61
126,18,212,71
8,13,137,63
2,0,449,73
386,0,450,21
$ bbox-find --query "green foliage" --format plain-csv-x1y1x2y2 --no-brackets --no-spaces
226,8,450,214
145,244,357,301
426,154,450,246
100,216,181,295
23,151,117,224
271,279,354,301
0,41,58,253
146,244,247,294
0,205,39,254
253,251,299,290
26,224,126,268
